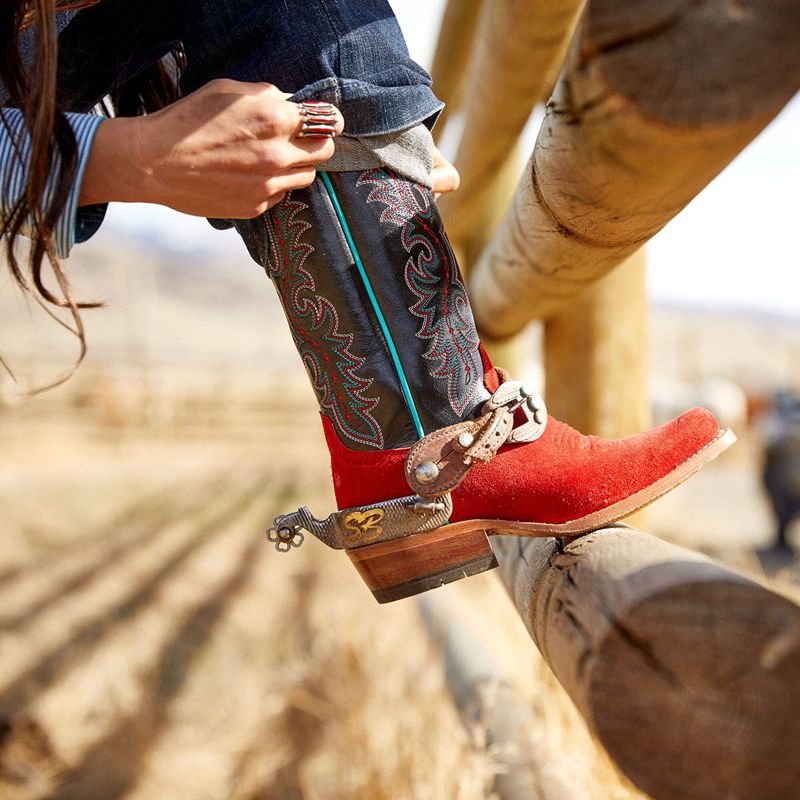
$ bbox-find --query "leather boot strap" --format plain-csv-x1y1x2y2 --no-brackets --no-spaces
405,378,548,498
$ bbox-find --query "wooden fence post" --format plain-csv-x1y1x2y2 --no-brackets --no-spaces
435,0,584,272
469,0,800,337
429,0,484,143
491,528,800,800
544,249,649,437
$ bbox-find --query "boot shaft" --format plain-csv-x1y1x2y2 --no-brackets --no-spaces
237,168,489,450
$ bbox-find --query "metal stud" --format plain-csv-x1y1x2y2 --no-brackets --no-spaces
414,460,440,485
457,432,475,449
527,394,545,411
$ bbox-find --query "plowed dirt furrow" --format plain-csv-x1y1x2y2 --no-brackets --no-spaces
0,478,269,716
0,474,232,632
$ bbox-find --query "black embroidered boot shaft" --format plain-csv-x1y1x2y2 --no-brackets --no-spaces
251,168,733,604
236,168,490,450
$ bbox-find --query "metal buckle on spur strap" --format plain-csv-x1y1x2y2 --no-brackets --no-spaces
482,380,547,444
266,493,452,552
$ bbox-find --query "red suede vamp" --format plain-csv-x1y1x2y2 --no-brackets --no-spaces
450,408,720,523
322,408,721,525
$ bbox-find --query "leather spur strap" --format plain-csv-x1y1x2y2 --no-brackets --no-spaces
406,380,549,498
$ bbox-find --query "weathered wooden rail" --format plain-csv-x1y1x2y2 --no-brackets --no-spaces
434,0,584,270
492,529,800,800
466,0,800,335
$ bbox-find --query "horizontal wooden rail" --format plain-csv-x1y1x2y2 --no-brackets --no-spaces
493,527,800,800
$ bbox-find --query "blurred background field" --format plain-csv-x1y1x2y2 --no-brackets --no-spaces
2,0,799,796
0,223,798,799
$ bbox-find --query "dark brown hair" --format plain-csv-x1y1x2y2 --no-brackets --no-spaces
1,0,183,390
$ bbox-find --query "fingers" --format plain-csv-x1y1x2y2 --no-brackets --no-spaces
269,101,344,168
254,166,320,214
282,135,336,167
204,79,344,140
257,98,344,155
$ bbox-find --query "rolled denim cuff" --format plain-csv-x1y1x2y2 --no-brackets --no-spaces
321,125,435,188
289,77,443,137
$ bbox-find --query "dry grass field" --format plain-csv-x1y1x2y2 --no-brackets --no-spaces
1,235,798,799
0,394,647,800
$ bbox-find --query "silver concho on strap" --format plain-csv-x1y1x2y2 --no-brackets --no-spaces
266,492,452,552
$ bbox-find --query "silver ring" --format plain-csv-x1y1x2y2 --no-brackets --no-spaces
298,101,338,138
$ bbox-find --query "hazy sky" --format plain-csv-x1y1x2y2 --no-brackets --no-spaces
102,0,799,317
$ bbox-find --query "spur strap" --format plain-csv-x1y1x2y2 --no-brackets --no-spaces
266,377,547,553
405,379,547,498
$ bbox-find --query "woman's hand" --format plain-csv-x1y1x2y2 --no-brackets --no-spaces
79,79,344,217
431,146,459,199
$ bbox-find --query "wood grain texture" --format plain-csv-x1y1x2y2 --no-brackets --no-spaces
470,0,800,336
544,249,650,437
347,526,497,602
437,0,584,271
429,0,485,142
493,528,800,800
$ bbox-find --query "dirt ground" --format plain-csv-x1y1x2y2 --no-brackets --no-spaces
0,385,796,800
1,236,798,798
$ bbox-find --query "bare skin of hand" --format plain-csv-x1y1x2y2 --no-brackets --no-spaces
79,78,458,215
79,79,344,217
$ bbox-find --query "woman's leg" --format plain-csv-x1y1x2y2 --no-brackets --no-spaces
59,0,735,601
241,166,731,601
172,0,733,601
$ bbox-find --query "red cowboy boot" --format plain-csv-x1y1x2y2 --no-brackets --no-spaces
237,168,735,603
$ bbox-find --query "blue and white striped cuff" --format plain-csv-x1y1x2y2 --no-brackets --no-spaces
0,108,104,258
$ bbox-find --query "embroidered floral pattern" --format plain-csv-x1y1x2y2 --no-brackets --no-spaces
357,169,483,416
265,193,384,449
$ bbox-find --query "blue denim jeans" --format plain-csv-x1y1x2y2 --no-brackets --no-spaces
55,0,442,134
50,0,442,244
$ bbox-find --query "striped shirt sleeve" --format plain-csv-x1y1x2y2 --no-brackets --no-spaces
0,107,104,258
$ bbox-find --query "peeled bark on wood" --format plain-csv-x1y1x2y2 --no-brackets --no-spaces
470,0,800,336
492,528,800,800
437,0,584,271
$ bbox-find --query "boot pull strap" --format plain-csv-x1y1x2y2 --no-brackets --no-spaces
405,380,548,498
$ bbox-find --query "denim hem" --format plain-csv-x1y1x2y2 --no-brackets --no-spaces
289,77,443,136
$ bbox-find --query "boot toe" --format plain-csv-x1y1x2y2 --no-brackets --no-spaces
453,407,726,526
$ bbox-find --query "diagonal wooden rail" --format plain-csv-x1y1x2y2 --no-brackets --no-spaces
468,0,800,336
434,0,584,272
